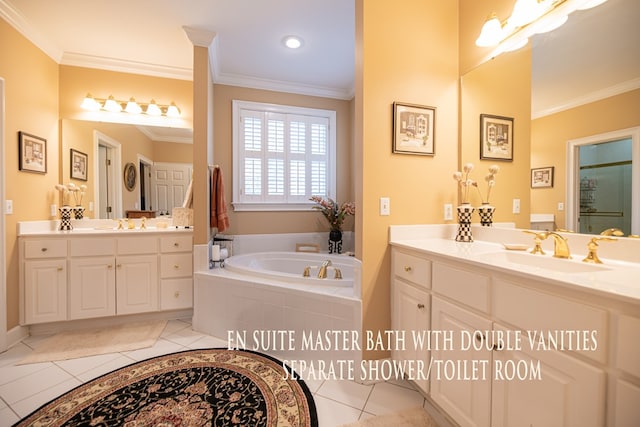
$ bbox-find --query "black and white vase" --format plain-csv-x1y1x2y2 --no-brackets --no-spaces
455,204,474,242
73,206,85,220
477,203,495,227
59,206,73,231
329,229,343,254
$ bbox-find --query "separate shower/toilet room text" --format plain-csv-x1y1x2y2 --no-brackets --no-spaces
227,329,598,382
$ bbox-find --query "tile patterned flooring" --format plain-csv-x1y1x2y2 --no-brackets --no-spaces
0,319,428,426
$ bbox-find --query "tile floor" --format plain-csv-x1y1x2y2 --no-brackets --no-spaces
0,319,428,426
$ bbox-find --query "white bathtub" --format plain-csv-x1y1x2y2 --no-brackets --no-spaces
223,251,355,287
193,251,362,364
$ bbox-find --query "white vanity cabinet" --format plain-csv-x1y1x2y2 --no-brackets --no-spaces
390,249,431,394
389,244,630,427
22,238,68,324
19,229,192,325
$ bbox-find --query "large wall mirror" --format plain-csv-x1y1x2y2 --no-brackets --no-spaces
60,119,193,219
461,0,640,234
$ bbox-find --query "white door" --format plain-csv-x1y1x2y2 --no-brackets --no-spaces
150,163,192,214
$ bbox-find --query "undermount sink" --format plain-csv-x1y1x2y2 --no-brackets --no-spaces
486,250,612,274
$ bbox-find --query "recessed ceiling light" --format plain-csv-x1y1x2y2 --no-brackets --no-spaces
283,35,303,49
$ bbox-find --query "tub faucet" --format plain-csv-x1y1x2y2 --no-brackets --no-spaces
542,231,571,259
318,260,332,279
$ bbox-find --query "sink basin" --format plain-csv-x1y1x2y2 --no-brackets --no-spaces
486,251,611,274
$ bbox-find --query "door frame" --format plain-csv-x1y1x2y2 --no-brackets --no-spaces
1,78,7,351
137,154,153,211
93,131,122,219
566,126,640,234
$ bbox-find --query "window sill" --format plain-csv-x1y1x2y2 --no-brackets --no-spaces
232,202,316,212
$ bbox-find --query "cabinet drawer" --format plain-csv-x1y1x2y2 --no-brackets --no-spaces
432,262,489,312
161,278,193,310
616,314,640,377
117,236,158,255
492,278,607,363
24,239,67,259
160,253,193,278
70,238,115,257
393,250,431,288
160,235,193,253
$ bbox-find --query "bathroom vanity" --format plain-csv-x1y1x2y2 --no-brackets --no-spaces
18,220,193,326
390,224,640,427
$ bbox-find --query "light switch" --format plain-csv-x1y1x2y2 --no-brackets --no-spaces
5,200,13,215
444,204,453,221
380,197,390,216
512,198,521,214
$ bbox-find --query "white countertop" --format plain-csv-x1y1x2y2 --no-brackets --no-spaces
389,224,640,304
17,219,193,236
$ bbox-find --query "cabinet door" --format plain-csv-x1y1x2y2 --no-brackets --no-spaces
431,296,492,427
491,324,605,427
116,255,158,314
391,279,430,394
69,257,116,319
24,260,67,324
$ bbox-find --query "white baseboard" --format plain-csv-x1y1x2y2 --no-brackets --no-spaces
6,324,29,349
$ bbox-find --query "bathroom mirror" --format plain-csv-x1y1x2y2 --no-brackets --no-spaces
461,0,640,233
60,119,193,219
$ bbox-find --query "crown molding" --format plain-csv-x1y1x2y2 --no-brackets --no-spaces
532,77,640,119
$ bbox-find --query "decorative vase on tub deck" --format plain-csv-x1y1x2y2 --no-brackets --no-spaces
329,229,343,254
477,203,495,227
59,206,73,231
455,204,474,242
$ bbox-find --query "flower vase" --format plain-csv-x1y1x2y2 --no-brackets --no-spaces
73,206,85,220
329,229,343,254
455,204,474,242
59,206,73,231
477,203,495,227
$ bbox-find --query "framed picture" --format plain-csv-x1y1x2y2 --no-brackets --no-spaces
392,102,436,155
480,114,514,161
531,166,554,188
70,149,88,181
123,162,137,192
18,131,47,174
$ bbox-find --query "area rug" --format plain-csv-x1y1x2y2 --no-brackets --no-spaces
15,348,317,427
18,320,167,365
341,407,437,427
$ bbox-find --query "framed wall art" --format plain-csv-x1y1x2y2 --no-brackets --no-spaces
124,162,137,191
480,114,513,161
531,166,554,188
18,131,47,174
392,102,436,156
70,149,88,181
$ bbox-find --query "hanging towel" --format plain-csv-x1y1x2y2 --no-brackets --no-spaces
210,167,230,232
182,178,193,209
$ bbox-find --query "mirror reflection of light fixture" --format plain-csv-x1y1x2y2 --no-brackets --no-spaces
283,35,303,49
476,0,609,56
80,94,180,117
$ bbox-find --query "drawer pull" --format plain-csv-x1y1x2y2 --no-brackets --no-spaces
57,266,63,271
116,264,122,268
174,264,180,269
41,247,48,252
404,266,412,272
174,291,180,298
174,242,179,247
417,303,425,309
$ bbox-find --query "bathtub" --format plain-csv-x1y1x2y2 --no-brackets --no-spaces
193,251,362,364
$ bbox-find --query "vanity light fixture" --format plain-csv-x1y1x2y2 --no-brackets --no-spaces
283,35,303,49
80,94,181,117
476,0,608,56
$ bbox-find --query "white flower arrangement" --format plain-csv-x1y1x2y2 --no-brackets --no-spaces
453,163,499,205
54,183,87,206
475,165,499,204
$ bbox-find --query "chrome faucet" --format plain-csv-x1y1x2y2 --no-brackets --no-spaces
317,260,332,279
600,228,624,236
542,231,571,259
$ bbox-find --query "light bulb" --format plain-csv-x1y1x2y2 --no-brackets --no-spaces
103,95,122,113
476,14,504,47
80,93,101,111
166,102,181,117
146,100,162,116
125,97,142,114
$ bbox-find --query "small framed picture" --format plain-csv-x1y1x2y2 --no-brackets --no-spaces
480,114,514,161
124,162,137,192
18,131,47,174
70,149,88,181
393,102,436,156
531,166,554,188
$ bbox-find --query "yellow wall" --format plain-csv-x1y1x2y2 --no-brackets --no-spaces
153,141,193,164
357,0,459,359
531,89,640,229
1,19,60,330
460,48,532,227
212,84,354,235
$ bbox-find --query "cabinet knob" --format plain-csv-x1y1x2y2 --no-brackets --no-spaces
41,247,48,252
174,264,180,269
107,264,113,269
57,266,63,271
404,266,412,272
116,264,122,268
174,291,180,298
174,242,180,247
417,303,425,309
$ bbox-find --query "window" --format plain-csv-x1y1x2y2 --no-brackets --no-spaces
232,100,337,211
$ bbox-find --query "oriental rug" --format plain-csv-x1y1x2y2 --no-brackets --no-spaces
15,348,317,427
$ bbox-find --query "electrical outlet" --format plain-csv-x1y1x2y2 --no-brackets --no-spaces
512,198,521,214
380,197,390,216
444,203,453,221
50,204,57,217
89,201,94,211
557,202,564,211
5,200,13,215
